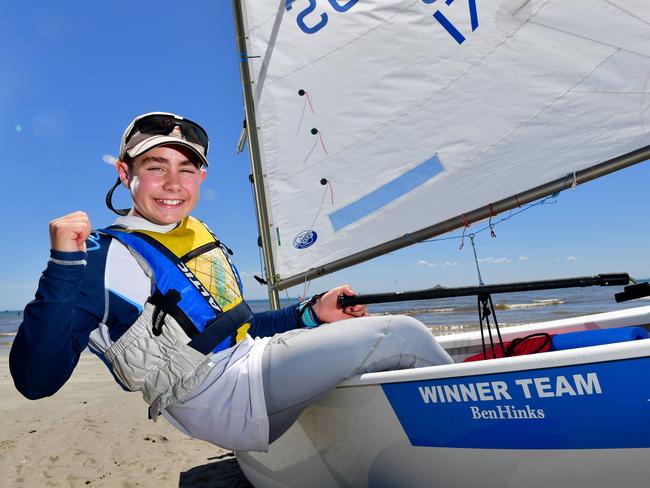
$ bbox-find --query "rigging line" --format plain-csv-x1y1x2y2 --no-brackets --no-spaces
257,244,265,283
296,96,308,135
298,180,333,300
247,171,269,284
309,184,330,231
253,0,287,104
295,89,317,135
488,203,497,238
305,91,315,113
318,132,328,155
299,181,335,299
326,179,334,204
416,194,558,245
301,268,313,301
302,138,319,166
469,234,485,286
296,88,318,143
236,119,247,154
453,195,558,240
459,214,471,250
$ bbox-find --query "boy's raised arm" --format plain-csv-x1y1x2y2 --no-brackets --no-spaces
10,211,98,399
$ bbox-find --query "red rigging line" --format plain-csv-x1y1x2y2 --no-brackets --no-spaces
459,213,471,250
318,131,328,155
488,203,497,238
298,89,316,114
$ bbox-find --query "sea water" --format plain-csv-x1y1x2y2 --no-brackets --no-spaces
2,284,648,352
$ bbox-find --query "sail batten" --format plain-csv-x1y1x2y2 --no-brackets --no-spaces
237,1,650,288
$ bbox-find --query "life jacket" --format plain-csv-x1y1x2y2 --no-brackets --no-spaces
100,216,252,355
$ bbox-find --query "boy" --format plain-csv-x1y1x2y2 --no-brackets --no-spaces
10,112,452,451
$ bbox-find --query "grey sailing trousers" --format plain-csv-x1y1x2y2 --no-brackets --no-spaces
261,314,453,443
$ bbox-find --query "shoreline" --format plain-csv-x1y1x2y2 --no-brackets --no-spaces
0,352,252,487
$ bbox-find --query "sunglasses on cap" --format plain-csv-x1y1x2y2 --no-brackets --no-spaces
109,113,210,216
124,113,209,156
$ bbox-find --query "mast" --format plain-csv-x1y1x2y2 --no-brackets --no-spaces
232,0,281,309
276,145,650,290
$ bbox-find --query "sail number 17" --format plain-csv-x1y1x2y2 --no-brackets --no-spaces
288,0,479,45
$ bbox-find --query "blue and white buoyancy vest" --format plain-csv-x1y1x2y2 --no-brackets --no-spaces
102,216,252,353
99,217,253,414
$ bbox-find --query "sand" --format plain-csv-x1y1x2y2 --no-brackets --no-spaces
0,352,253,487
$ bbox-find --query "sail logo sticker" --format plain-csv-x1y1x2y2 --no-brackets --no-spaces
293,230,318,249
422,0,479,45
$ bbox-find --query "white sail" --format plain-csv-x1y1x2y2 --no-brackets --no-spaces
238,0,650,284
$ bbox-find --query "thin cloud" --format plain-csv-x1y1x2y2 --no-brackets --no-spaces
202,187,217,201
478,257,511,264
443,261,459,267
238,270,267,288
417,260,437,267
102,154,117,166
518,256,529,261
0,282,36,290
566,256,579,261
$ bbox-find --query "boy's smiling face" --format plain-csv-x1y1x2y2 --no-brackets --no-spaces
117,145,206,225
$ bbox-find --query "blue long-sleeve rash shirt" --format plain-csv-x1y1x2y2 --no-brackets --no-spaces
10,234,300,400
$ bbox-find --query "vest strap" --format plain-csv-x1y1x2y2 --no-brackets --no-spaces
187,301,253,354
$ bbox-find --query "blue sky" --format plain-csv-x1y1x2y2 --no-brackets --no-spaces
1,1,649,310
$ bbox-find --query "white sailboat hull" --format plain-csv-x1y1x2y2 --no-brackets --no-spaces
238,305,650,488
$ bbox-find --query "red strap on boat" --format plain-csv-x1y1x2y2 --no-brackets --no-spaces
463,333,554,362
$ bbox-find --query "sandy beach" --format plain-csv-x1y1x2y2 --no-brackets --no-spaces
0,351,253,487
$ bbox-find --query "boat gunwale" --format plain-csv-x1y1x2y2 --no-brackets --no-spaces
434,304,650,348
340,339,650,387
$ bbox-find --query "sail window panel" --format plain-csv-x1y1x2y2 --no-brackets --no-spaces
328,155,444,231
